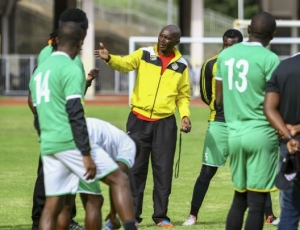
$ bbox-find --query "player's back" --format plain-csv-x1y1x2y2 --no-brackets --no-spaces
29,52,85,154
86,117,135,161
38,45,85,75
216,42,280,130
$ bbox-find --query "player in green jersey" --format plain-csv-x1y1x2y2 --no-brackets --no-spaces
29,8,98,230
30,21,95,230
215,12,280,230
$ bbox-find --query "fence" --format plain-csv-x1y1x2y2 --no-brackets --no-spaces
0,55,129,95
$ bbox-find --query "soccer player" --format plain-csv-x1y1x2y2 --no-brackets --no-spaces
95,25,191,228
264,53,300,230
29,21,95,230
215,12,280,230
183,29,279,226
84,117,139,230
29,8,98,230
30,22,138,230
183,29,243,226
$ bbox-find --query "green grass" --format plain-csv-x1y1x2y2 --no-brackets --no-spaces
0,105,280,229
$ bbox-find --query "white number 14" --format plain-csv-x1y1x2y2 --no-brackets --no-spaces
34,70,51,104
225,58,249,92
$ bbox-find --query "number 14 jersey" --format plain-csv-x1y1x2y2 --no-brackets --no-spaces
29,51,86,155
215,42,280,131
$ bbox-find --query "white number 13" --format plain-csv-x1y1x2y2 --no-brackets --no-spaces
225,58,249,92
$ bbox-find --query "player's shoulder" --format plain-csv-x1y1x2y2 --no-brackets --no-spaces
37,45,53,65
203,54,218,66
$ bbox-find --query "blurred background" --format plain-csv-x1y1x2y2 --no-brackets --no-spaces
0,0,299,98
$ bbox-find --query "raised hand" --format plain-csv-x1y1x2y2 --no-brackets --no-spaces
94,42,110,61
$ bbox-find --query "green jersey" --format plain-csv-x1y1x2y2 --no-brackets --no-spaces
38,45,85,76
29,52,86,155
216,42,280,131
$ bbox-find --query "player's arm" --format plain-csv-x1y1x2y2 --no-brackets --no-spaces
84,68,99,94
63,66,95,178
66,98,90,156
28,66,38,114
215,58,223,107
215,80,223,106
200,59,214,105
264,92,300,153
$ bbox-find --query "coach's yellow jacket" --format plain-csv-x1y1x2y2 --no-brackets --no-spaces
107,44,191,119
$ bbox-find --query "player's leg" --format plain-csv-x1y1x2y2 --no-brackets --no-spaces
40,154,80,230
80,192,103,230
183,121,228,226
226,191,247,230
31,155,45,230
264,192,279,225
39,196,66,230
104,162,130,229
126,112,151,223
101,169,136,230
226,133,247,229
244,191,268,230
57,194,76,230
151,115,177,227
243,126,278,230
88,144,136,230
182,165,218,226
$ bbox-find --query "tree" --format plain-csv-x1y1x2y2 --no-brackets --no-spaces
204,0,260,19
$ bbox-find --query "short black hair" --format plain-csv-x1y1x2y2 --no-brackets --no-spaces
223,29,243,42
250,11,276,40
59,8,88,30
57,21,83,48
49,8,88,51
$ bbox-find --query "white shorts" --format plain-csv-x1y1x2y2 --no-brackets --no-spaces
42,148,119,196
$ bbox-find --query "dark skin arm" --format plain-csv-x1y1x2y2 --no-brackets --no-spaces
264,92,300,154
105,161,128,228
85,68,99,94
215,80,223,106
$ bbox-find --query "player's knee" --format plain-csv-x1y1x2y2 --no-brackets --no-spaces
102,169,128,186
85,194,103,212
198,165,218,185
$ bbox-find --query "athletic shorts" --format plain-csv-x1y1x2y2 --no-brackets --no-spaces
228,126,279,192
202,121,229,167
77,144,119,194
42,147,119,196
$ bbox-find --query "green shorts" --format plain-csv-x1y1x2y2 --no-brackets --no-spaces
202,121,229,167
228,126,278,192
77,179,101,195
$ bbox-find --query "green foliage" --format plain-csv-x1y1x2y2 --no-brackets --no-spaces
0,105,279,230
204,0,259,19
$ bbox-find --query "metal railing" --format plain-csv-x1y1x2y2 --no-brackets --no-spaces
0,55,129,95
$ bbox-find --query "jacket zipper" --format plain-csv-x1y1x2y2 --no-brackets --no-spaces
150,74,162,118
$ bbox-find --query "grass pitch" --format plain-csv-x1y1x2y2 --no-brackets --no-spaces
0,105,279,229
